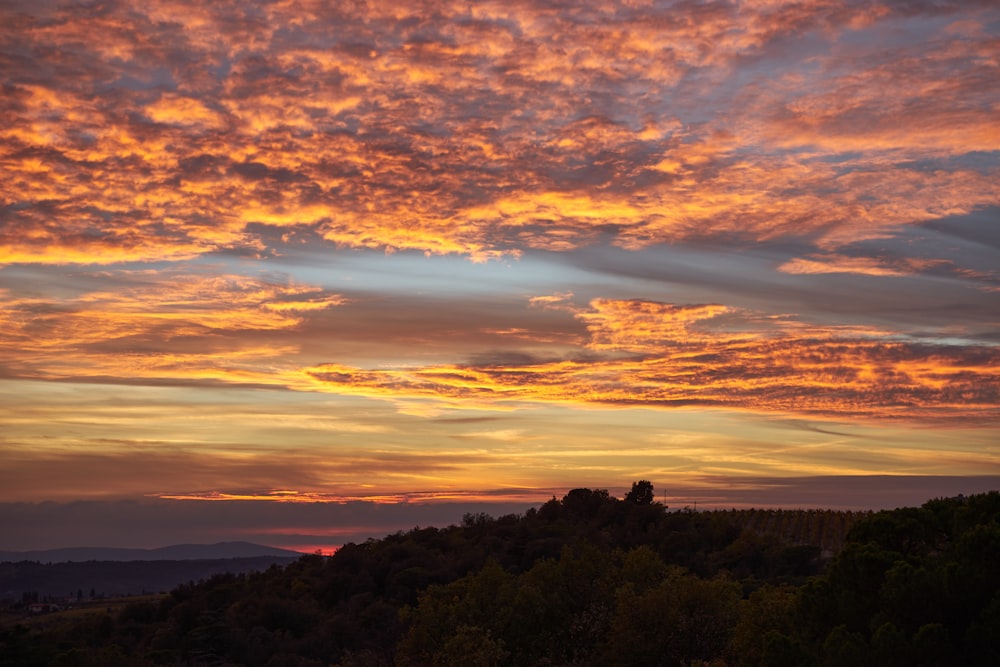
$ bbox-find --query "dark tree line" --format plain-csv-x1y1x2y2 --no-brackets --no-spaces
2,486,997,666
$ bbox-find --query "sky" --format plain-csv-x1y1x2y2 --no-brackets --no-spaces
1,0,999,553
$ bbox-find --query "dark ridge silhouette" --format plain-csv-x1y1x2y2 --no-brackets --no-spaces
0,556,299,600
1,485,997,667
0,541,301,564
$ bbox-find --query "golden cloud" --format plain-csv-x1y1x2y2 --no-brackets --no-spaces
778,254,951,277
1,0,996,265
579,300,734,351
0,271,343,383
301,299,1000,422
5,275,994,422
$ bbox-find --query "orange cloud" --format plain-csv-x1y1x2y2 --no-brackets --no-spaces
1,0,995,265
144,94,227,129
759,30,1000,157
579,300,734,352
7,277,990,423
302,299,1000,422
778,254,950,277
0,271,343,384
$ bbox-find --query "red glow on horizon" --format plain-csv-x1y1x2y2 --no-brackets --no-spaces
275,544,341,557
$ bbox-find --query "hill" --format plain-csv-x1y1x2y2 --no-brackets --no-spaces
1,484,997,667
0,541,301,564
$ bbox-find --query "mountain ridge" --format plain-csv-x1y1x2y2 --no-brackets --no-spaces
0,541,302,563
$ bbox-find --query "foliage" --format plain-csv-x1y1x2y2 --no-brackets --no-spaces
2,486,997,666
624,480,656,506
788,491,1000,666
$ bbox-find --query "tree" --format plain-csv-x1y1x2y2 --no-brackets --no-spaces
603,568,741,665
625,480,655,506
562,487,612,519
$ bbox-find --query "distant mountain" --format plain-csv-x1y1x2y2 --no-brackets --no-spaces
0,555,301,599
0,541,302,563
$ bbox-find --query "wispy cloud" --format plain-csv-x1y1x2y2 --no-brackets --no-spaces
778,254,950,277
0,269,342,382
304,298,1000,422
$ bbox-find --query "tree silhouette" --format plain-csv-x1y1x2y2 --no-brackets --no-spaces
625,480,655,505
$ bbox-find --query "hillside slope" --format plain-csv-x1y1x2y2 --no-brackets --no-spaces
2,486,997,667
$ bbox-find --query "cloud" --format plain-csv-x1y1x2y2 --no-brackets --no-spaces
778,253,950,276
143,94,227,129
2,0,996,264
579,300,734,351
2,260,996,423
303,298,1000,422
0,428,532,503
0,269,343,383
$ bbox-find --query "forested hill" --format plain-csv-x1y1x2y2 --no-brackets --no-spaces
2,484,998,666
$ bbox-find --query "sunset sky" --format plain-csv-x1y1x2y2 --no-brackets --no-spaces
2,0,999,553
